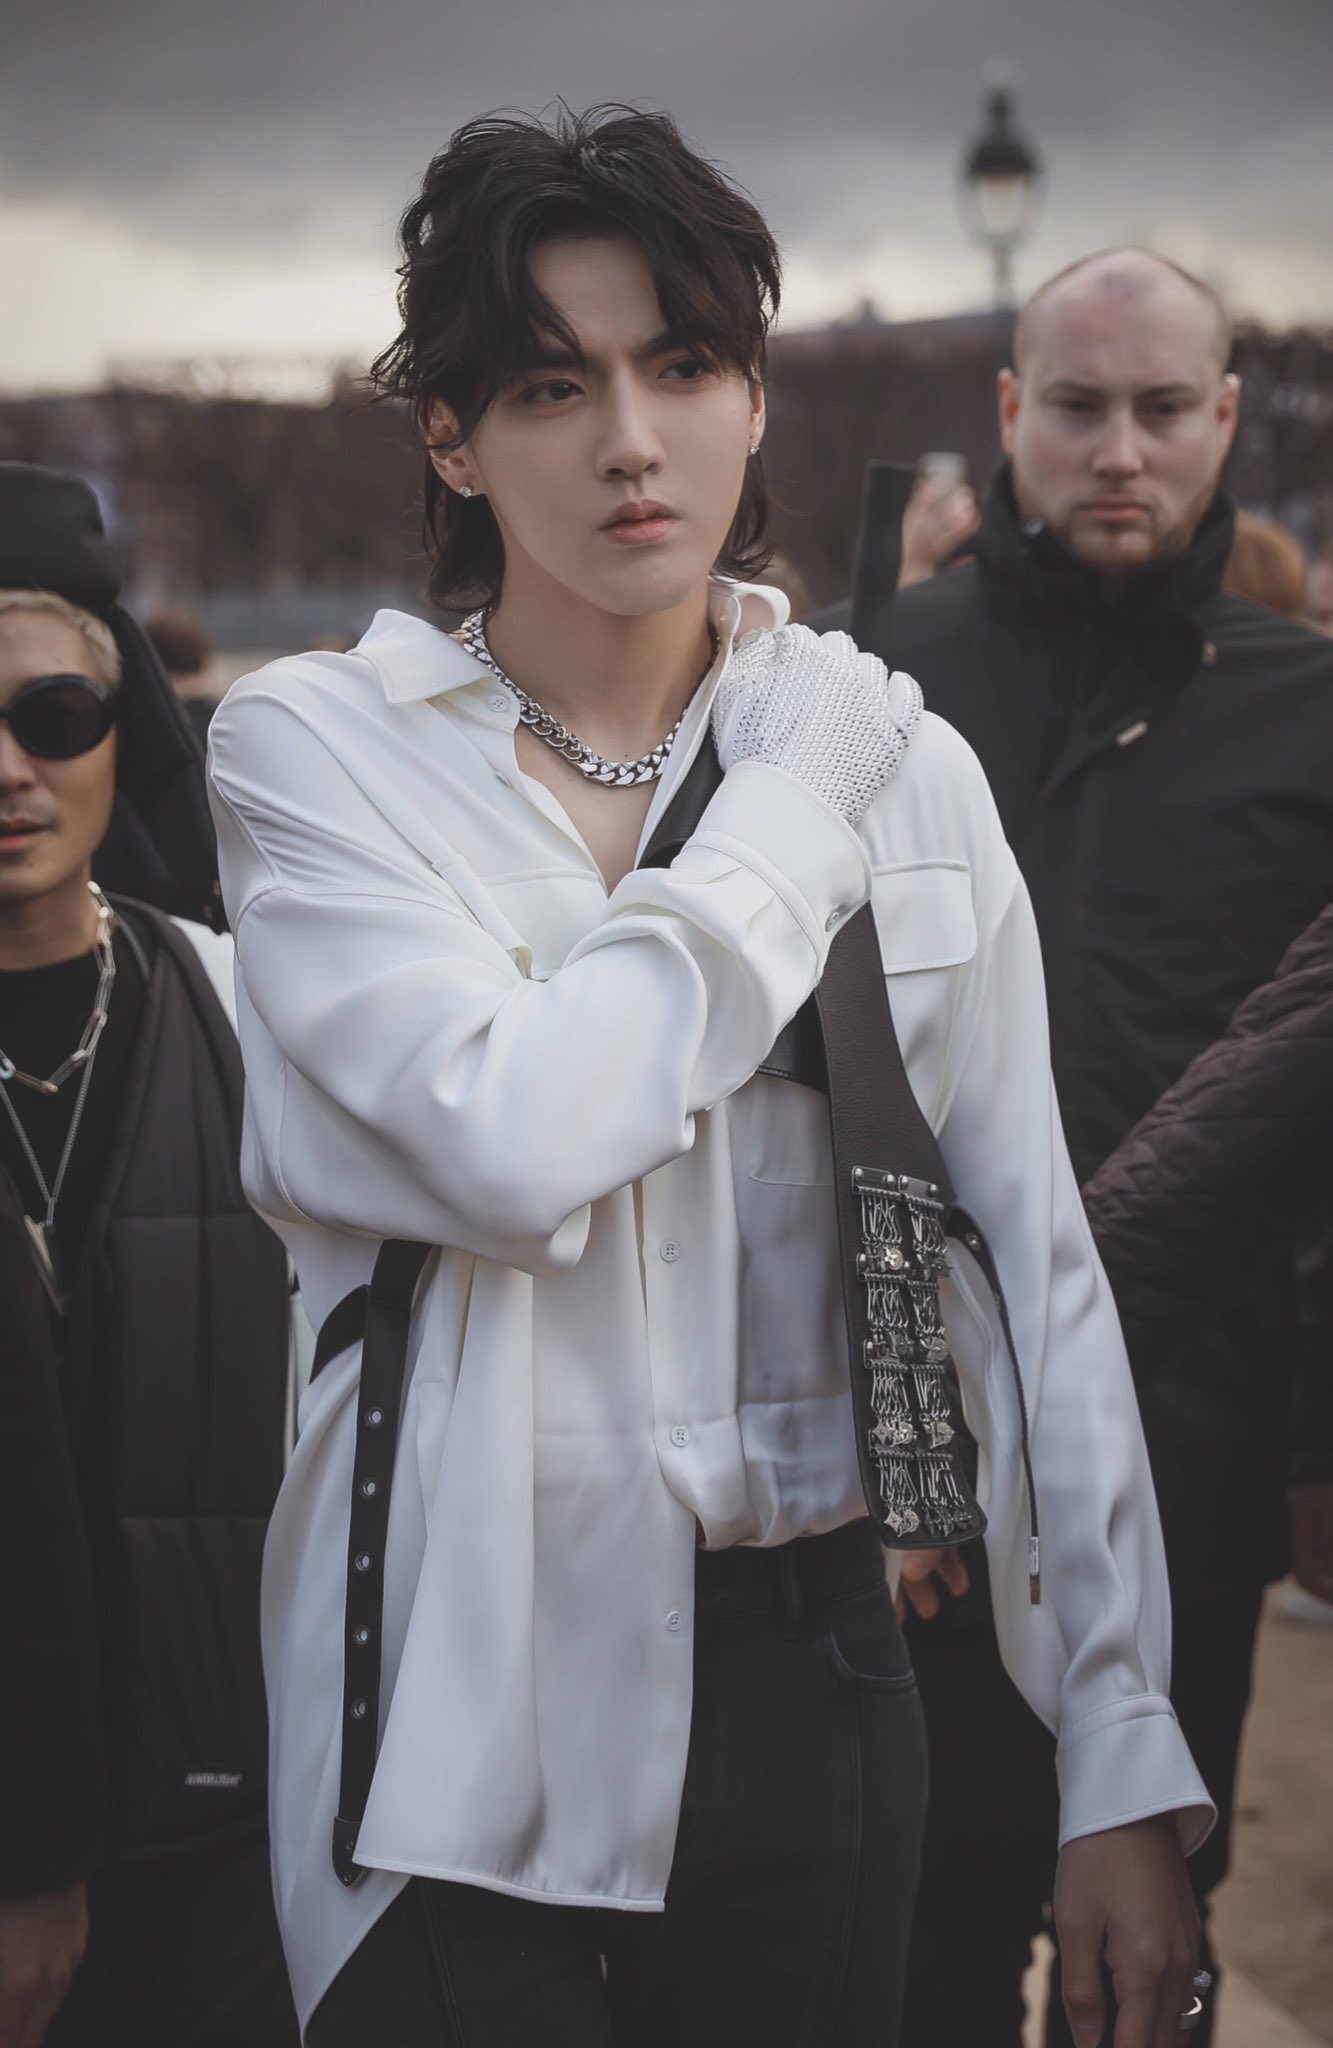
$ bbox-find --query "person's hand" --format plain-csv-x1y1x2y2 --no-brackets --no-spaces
894,1544,970,1621
898,473,981,588
712,625,922,826
1289,1480,1333,1602
1054,1815,1200,2048
0,1882,87,2048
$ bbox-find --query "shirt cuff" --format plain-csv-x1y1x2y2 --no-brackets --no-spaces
1056,1693,1217,1856
685,760,873,966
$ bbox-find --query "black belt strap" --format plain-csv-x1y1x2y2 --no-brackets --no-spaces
311,1237,431,1886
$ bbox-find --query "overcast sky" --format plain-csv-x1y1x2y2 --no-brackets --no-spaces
5,0,1331,394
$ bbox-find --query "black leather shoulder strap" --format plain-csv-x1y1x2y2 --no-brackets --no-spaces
645,737,984,1546
815,908,983,1548
817,905,953,1199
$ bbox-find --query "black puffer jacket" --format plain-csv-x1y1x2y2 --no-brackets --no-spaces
0,904,289,1896
882,472,1333,1592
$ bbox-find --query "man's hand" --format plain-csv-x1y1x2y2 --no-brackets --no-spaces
894,1544,970,1621
0,1883,87,2048
1054,1815,1199,2048
1289,1481,1333,1603
898,472,981,588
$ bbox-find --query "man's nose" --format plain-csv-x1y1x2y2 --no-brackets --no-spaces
1092,408,1144,479
597,377,665,483
0,723,38,789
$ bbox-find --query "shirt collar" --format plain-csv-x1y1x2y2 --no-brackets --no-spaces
353,580,791,708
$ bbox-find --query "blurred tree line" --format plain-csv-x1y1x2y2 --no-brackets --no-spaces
1,314,1329,626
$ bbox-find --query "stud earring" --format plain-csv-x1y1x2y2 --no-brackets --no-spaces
748,440,760,457
460,483,474,499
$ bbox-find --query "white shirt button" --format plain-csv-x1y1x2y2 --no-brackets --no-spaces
669,1425,690,1448
825,907,845,932
659,1240,680,1263
487,693,509,714
665,1610,683,1632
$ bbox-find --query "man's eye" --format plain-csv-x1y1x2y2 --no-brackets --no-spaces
1060,397,1096,416
663,358,708,382
1145,401,1182,421
524,379,581,405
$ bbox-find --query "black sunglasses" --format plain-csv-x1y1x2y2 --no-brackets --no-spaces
0,674,119,760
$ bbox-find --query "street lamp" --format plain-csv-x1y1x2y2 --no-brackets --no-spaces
959,77,1043,308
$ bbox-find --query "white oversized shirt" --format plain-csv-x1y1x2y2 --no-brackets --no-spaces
207,583,1213,2031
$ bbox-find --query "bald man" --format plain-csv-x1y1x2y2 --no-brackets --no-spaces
881,251,1333,2048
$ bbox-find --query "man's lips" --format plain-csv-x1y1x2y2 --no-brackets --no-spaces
1082,501,1150,522
600,502,678,546
0,818,51,852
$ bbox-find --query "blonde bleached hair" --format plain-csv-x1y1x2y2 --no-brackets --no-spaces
0,589,122,690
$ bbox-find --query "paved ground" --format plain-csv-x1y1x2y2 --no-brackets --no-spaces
1023,1586,1333,2047
1212,1587,1333,2044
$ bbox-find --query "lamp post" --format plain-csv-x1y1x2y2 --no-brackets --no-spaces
959,77,1043,308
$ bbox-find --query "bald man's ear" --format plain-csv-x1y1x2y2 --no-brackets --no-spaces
1217,372,1242,458
998,368,1021,456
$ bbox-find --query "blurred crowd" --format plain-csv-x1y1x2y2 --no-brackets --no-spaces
2,237,1332,2048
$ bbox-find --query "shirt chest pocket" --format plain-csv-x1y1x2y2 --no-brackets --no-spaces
746,860,977,1187
869,860,976,974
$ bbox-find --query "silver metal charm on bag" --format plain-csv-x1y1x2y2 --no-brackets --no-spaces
852,1167,986,1543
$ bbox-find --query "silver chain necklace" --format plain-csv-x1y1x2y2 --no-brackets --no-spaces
0,880,117,1303
460,610,715,788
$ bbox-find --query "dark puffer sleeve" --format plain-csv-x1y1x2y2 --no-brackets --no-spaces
1083,901,1333,1341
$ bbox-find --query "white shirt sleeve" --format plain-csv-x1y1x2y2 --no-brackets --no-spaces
168,918,237,1027
931,738,1215,1854
207,673,870,1272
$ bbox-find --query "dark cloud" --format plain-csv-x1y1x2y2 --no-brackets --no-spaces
6,0,1333,313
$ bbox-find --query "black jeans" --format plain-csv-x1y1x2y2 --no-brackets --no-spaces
900,1549,1264,2048
309,1519,927,2048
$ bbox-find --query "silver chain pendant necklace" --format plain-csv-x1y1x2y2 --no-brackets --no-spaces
460,610,716,788
0,880,117,1310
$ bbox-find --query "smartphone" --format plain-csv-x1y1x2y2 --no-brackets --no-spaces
916,452,968,488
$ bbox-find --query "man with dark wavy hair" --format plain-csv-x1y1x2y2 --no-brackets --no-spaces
211,122,1211,2048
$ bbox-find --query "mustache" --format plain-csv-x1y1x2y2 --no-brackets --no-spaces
0,810,58,831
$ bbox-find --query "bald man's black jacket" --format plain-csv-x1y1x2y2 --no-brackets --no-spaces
885,471,1333,1592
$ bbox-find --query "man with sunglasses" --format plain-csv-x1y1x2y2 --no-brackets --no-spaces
0,464,296,2048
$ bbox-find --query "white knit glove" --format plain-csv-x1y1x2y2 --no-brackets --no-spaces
711,625,923,826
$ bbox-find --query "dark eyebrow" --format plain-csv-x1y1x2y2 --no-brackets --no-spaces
634,329,691,362
516,329,693,376
518,339,587,375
